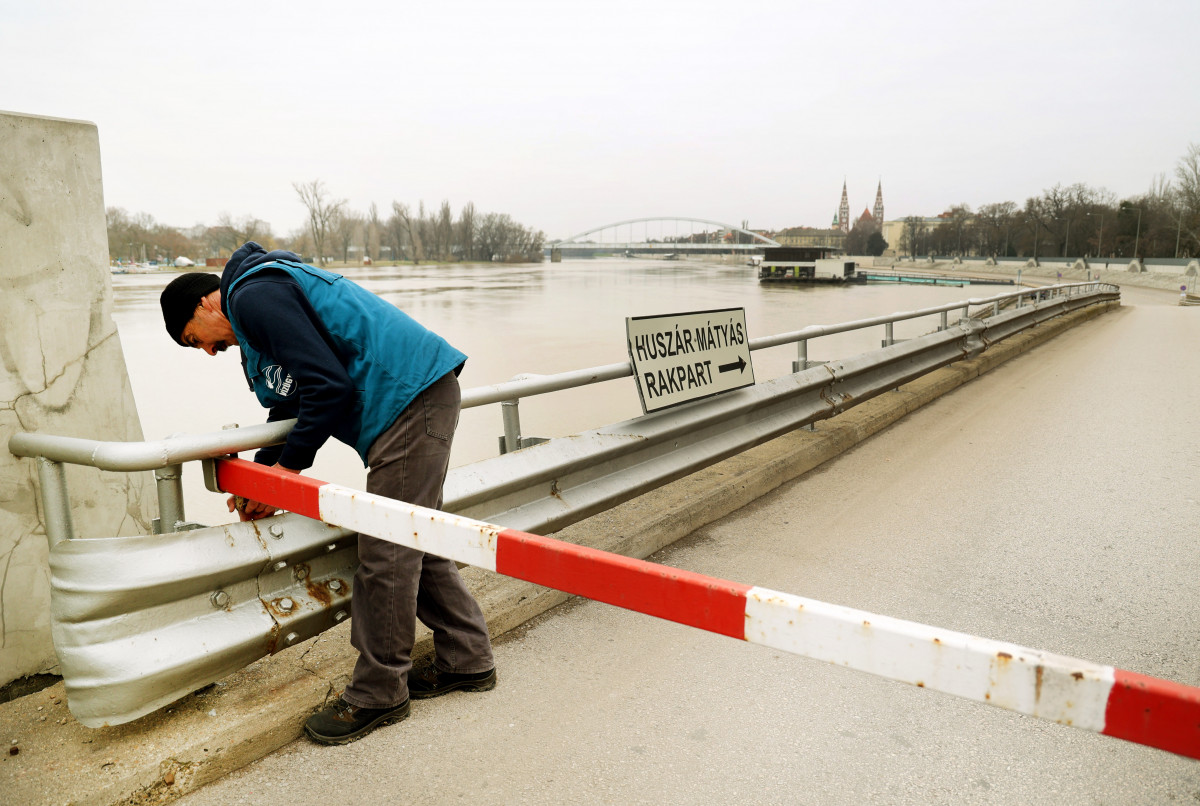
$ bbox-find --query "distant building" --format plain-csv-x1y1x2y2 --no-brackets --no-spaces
775,226,846,250
880,213,957,257
832,179,884,235
837,181,850,234
774,180,887,252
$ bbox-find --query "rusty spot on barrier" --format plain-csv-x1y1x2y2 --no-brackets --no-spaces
264,620,282,655
862,620,871,628
1071,671,1084,682
247,520,268,550
263,597,296,619
306,579,332,607
1035,664,1045,703
549,479,563,500
997,652,1013,662
916,682,925,688
932,637,942,645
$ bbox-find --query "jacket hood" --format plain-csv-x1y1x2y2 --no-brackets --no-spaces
220,241,303,316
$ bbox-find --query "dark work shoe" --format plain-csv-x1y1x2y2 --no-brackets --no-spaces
303,696,410,745
408,663,497,699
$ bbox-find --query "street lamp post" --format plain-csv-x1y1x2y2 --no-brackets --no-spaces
1083,211,1104,259
1176,209,1184,259
1133,207,1142,259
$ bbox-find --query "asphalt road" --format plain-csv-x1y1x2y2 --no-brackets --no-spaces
180,285,1200,805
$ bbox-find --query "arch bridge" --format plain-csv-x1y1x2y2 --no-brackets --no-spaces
550,217,780,257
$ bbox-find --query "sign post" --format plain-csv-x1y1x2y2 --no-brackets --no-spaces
625,308,755,414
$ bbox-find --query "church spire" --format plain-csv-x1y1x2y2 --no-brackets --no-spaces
838,179,850,234
873,179,884,230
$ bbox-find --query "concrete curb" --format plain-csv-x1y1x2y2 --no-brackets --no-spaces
0,301,1118,806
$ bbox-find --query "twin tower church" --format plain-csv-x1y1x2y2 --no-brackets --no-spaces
834,180,885,234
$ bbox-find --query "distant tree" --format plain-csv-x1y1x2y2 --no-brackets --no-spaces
366,202,382,262
392,201,423,263
843,220,872,255
975,202,1018,256
865,231,887,256
332,209,361,263
106,207,202,263
456,201,477,261
294,179,346,265
434,200,454,261
210,212,271,256
901,216,926,258
929,205,972,256
417,201,435,262
283,227,313,260
1174,143,1200,256
384,204,410,263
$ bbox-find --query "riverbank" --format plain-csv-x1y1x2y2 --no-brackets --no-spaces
861,256,1198,294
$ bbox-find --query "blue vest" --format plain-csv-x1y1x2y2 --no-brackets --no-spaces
226,259,466,463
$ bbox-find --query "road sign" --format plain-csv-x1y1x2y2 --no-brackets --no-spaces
626,307,755,413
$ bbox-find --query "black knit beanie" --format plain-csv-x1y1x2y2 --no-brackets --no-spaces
160,272,221,345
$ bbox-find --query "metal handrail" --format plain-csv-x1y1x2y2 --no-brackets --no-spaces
9,421,293,472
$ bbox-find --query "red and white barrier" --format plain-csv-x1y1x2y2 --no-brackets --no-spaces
215,458,1200,760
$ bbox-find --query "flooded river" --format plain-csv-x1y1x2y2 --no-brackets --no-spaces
112,257,991,525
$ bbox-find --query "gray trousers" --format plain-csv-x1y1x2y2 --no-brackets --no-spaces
341,371,494,709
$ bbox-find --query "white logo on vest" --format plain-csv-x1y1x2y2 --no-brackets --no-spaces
263,365,295,397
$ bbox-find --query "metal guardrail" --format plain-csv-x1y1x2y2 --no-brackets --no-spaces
7,283,1120,726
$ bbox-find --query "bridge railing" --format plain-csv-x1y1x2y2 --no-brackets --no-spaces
6,282,1121,727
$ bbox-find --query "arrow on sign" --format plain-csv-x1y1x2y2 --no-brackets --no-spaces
718,356,747,374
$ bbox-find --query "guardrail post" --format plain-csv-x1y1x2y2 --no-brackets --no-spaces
960,305,969,323
792,339,808,373
36,457,76,549
884,322,894,346
501,399,522,455
992,301,1000,316
154,464,185,534
939,311,947,332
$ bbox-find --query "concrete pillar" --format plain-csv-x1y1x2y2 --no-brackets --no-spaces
0,111,156,690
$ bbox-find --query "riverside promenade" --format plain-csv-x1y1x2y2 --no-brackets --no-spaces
169,284,1200,804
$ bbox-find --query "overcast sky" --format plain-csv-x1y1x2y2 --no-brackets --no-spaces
4,0,1198,240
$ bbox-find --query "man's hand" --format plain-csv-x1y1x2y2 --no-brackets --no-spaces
225,463,301,521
